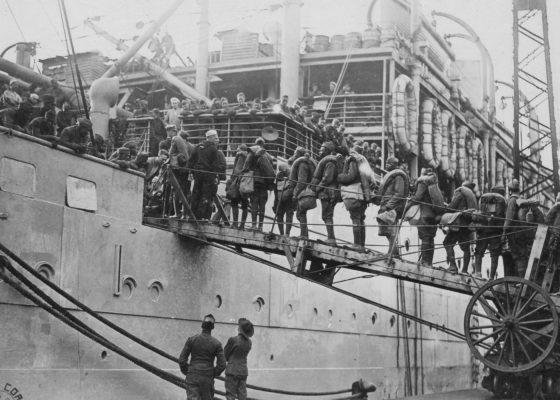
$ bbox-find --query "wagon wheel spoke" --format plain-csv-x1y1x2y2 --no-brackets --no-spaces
504,280,511,314
471,311,502,324
512,330,532,363
518,325,555,340
514,289,539,319
512,281,524,316
518,303,548,322
517,318,554,326
517,329,546,354
497,331,510,366
483,330,506,358
470,324,503,330
477,293,504,318
472,327,505,346
510,328,516,366
488,284,508,317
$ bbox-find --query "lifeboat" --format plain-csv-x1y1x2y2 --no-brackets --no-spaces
448,115,457,179
391,74,418,157
421,98,441,169
456,125,468,182
440,110,451,176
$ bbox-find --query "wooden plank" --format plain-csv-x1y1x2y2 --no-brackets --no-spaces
525,224,548,281
293,240,307,274
282,239,295,270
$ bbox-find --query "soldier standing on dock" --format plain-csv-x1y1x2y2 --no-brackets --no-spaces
224,318,254,400
179,314,226,400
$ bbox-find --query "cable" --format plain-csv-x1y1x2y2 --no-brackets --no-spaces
0,244,353,397
5,0,26,41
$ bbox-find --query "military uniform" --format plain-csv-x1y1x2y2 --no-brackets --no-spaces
244,144,275,231
227,147,249,229
410,170,444,267
443,183,477,273
224,319,254,400
375,158,408,258
179,328,226,400
289,154,316,238
312,143,339,243
338,154,366,249
189,133,226,219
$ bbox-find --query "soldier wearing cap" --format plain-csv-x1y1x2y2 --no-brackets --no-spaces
374,156,408,259
59,118,92,153
165,97,182,129
189,129,226,219
442,181,477,274
407,167,445,268
224,318,254,400
502,179,528,276
311,141,339,243
179,314,226,400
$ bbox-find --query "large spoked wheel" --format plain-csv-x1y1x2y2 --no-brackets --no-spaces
464,276,559,373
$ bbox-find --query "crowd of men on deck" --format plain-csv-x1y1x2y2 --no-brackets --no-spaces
4,78,560,281
138,109,560,282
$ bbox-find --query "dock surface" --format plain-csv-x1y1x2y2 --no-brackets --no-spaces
393,389,494,399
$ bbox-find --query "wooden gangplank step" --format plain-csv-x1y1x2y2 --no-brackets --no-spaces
144,217,490,296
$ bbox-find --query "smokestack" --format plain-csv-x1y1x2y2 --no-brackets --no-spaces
280,0,302,102
15,43,32,68
195,0,210,96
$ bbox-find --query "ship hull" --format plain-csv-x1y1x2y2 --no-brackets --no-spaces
0,132,475,399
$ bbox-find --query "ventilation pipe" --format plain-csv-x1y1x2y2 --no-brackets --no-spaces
280,0,302,101
195,0,210,96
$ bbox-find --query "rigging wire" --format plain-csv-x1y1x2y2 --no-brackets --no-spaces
5,0,27,41
57,0,81,110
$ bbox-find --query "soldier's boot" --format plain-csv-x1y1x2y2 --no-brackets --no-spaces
420,240,434,268
277,216,285,235
360,224,366,248
299,215,309,238
231,206,239,229
474,254,483,278
239,209,248,230
285,214,293,236
462,250,471,274
258,213,265,231
489,256,499,280
387,232,401,259
352,219,364,251
325,219,336,244
250,209,258,230
445,246,459,274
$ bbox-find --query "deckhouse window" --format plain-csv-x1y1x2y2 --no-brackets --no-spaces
66,176,97,211
0,157,36,198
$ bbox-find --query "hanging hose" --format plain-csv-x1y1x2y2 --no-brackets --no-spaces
0,255,369,400
0,244,358,397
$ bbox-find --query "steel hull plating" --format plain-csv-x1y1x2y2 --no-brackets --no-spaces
0,133,474,399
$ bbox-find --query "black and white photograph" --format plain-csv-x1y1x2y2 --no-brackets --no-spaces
1,0,560,399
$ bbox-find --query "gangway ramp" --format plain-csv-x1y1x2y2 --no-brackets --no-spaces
144,217,487,295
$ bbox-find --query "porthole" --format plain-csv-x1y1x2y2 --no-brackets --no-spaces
404,239,410,252
328,309,333,319
101,350,108,360
390,315,396,327
121,276,138,299
287,304,294,318
252,296,265,312
148,281,164,303
352,312,357,320
313,307,318,317
215,294,222,308
35,263,55,281
122,276,137,299
371,312,378,326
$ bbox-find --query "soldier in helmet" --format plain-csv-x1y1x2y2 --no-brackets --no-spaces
474,186,507,279
59,117,92,153
374,156,408,259
407,168,445,268
442,181,477,274
502,179,529,277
